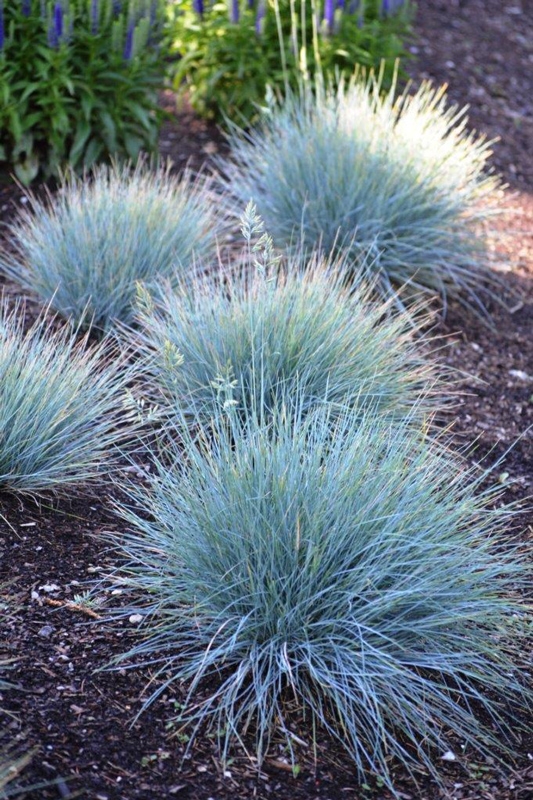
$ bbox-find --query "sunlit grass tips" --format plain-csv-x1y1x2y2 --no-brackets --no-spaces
221,76,504,314
0,161,225,333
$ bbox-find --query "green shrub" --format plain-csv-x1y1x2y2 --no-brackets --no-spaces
0,0,166,184
0,162,224,332
168,0,413,125
0,302,138,494
222,77,503,312
110,402,531,789
135,204,436,426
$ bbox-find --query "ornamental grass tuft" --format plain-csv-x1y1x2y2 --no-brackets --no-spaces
133,203,437,427
0,162,224,332
110,403,531,789
0,302,137,494
221,76,503,313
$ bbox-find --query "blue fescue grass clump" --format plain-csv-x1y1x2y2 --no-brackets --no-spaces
0,302,137,494
221,76,503,313
110,403,531,789
133,203,437,426
0,162,224,333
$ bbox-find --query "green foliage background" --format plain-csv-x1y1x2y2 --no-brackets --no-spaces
168,0,413,124
0,1,166,183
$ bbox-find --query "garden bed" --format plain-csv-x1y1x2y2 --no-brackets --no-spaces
1,1,533,799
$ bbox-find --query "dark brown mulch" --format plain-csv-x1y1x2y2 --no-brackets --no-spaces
1,2,533,799
407,0,533,190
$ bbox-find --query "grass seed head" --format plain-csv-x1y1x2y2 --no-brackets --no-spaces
133,207,439,428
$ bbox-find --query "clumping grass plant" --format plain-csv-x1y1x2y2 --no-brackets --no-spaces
110,402,531,790
0,162,224,332
0,302,138,494
221,76,503,312
134,203,437,426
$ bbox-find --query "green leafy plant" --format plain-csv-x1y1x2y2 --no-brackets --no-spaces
222,76,504,313
134,203,437,426
0,302,139,494
168,0,413,125
109,401,531,790
0,162,224,332
0,0,166,183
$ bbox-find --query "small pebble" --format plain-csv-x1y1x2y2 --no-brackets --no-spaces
38,625,55,638
441,750,457,761
509,369,532,381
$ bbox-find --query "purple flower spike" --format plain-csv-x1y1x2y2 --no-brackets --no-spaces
123,20,134,60
21,0,32,16
323,0,334,32
382,0,390,15
229,0,239,24
112,0,122,14
91,0,99,34
255,0,265,34
54,1,63,40
193,0,204,16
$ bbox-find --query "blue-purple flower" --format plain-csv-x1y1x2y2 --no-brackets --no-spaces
229,0,239,23
48,1,64,48
91,0,99,34
382,0,406,16
123,19,134,59
21,0,32,17
323,0,334,32
193,0,204,16
255,0,265,35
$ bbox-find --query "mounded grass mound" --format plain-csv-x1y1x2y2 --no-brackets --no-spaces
0,303,138,494
134,205,437,427
110,402,531,789
0,162,224,333
222,77,503,312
